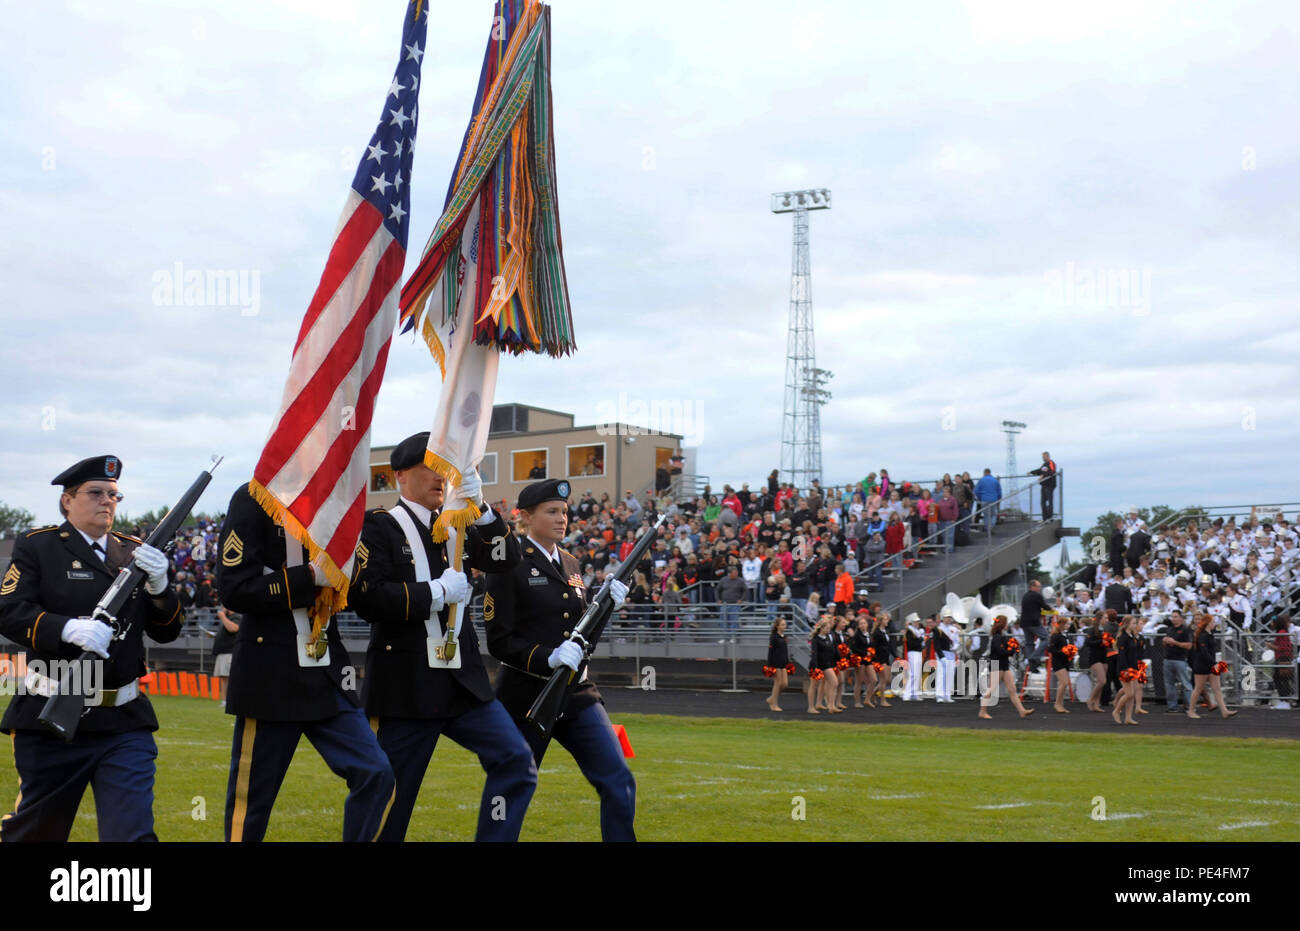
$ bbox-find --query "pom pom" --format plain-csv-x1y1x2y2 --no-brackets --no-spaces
1062,644,1079,660
1006,637,1021,654
1212,660,1228,676
785,663,796,675
809,667,825,681
762,665,777,678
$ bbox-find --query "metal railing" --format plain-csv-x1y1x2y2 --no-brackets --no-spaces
848,473,1061,614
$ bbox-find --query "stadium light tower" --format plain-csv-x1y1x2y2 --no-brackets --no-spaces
1001,420,1025,517
772,188,832,491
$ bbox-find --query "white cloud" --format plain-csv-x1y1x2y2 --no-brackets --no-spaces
0,0,1297,536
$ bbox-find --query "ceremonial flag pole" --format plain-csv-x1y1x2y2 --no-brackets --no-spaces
249,1,429,656
399,0,575,660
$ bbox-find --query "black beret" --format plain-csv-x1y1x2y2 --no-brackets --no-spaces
390,432,430,471
518,479,571,511
51,455,122,488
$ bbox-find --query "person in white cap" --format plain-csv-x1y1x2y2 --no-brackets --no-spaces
903,613,925,700
936,609,961,702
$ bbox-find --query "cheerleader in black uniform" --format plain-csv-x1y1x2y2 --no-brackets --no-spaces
1048,617,1073,713
1111,615,1143,725
1102,609,1121,707
869,612,895,708
1132,618,1149,716
1187,614,1238,719
1083,613,1108,713
831,614,851,712
809,619,839,714
978,616,1034,719
850,614,875,708
766,617,790,712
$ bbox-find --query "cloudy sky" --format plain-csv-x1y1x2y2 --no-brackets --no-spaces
1,0,1296,547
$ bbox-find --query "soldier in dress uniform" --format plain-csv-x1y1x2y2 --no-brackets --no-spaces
0,455,183,841
348,432,535,841
216,481,394,842
485,479,636,842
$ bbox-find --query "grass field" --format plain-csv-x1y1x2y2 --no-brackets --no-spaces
4,696,1298,841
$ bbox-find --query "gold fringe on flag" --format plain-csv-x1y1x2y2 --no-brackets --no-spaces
246,478,349,647
420,450,482,543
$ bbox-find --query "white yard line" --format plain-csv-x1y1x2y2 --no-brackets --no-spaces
1217,820,1275,831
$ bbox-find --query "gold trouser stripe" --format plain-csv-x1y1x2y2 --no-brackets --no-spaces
283,568,293,609
373,786,397,842
403,583,409,620
229,718,257,842
0,735,19,839
365,716,394,841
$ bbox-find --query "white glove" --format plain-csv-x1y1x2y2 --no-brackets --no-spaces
131,543,170,595
62,617,112,658
609,579,629,609
308,556,331,587
453,467,485,508
429,568,470,611
548,640,584,671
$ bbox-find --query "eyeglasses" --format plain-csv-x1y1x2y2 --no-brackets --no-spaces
77,488,124,503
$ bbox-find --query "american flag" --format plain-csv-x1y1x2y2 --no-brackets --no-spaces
250,1,428,630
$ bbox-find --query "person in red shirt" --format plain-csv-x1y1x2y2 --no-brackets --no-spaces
721,488,742,518
884,513,905,569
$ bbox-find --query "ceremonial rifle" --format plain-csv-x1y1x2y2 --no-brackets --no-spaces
38,458,223,740
525,512,667,737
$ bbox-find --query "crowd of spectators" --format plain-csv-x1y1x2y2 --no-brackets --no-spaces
1058,507,1300,632
483,468,1016,631
137,464,1029,632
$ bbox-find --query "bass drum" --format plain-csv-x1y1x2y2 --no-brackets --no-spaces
1073,671,1093,702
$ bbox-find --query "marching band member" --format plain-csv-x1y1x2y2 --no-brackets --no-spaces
903,612,925,701
936,609,961,703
